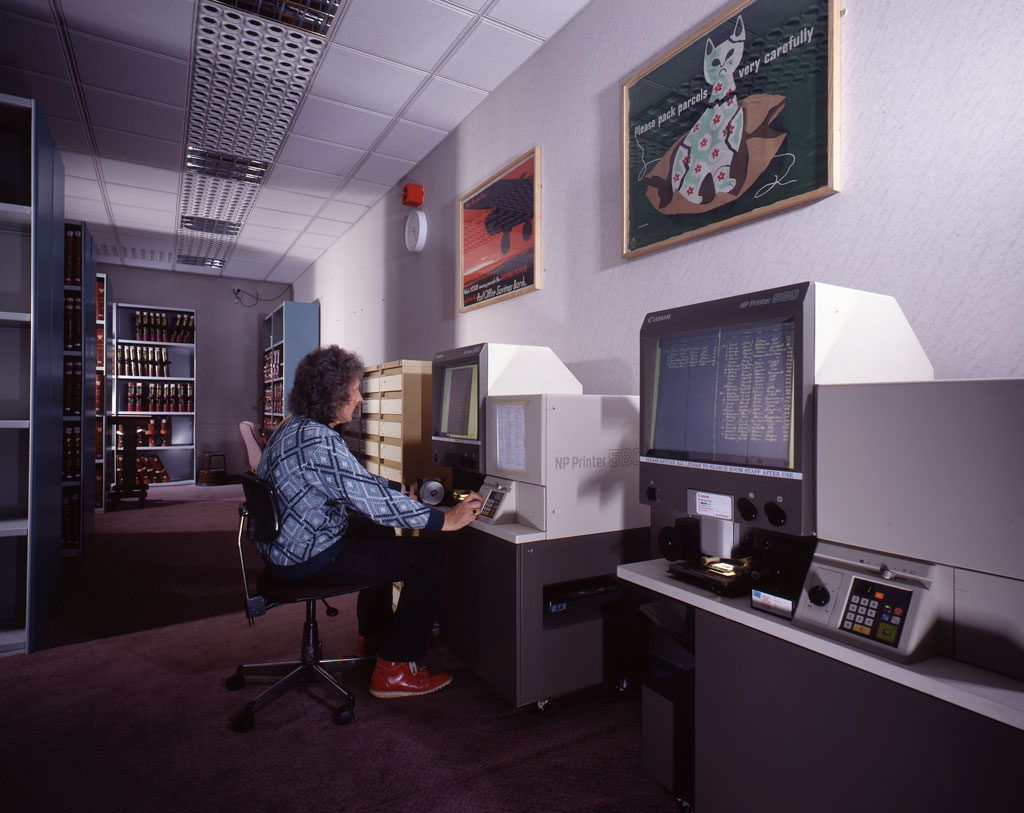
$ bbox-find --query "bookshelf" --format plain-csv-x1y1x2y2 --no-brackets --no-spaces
261,301,319,434
109,303,197,491
95,272,107,512
60,223,97,555
0,93,64,654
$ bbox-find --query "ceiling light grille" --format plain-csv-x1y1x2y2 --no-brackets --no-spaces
188,2,326,161
186,147,267,182
181,216,242,235
176,0,334,272
216,0,340,37
177,254,227,268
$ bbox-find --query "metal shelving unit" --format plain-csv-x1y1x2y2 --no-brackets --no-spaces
261,301,319,434
0,93,64,655
109,303,197,490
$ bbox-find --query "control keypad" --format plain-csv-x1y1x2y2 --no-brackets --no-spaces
480,490,504,519
839,577,913,649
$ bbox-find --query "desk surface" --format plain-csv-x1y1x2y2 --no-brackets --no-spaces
618,558,1024,731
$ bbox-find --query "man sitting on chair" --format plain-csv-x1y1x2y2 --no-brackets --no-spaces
256,345,482,698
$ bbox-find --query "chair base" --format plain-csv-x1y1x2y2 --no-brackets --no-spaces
226,600,375,732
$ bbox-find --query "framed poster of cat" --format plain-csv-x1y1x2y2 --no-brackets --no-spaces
621,0,838,258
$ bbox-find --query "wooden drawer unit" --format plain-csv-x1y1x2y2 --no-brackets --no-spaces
345,359,449,488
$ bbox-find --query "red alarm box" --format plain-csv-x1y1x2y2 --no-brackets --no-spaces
402,183,424,207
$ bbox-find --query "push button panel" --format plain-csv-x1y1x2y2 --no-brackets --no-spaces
480,490,505,519
840,577,912,649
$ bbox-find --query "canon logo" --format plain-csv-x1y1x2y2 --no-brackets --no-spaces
647,314,672,323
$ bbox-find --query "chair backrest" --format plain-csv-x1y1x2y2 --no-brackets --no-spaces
239,421,264,472
240,472,281,543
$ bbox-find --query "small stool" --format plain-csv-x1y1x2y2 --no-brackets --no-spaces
198,451,227,485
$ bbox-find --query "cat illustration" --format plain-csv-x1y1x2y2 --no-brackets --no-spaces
670,16,746,204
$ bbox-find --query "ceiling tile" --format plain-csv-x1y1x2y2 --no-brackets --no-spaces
99,157,180,193
239,223,301,245
285,245,324,261
220,260,270,281
265,255,313,283
276,133,363,176
93,126,182,170
354,153,416,187
292,96,391,150
0,69,79,120
108,230,177,270
246,207,314,232
71,32,189,106
440,20,541,91
307,218,353,238
377,119,447,163
312,45,427,116
232,237,285,257
265,163,344,198
110,203,175,230
0,1,54,21
88,226,118,251
319,200,369,223
335,0,472,71
105,182,178,211
60,0,196,61
488,0,592,39
0,12,70,80
403,75,486,131
83,86,185,142
448,0,488,10
61,151,99,180
64,196,110,223
255,187,328,217
47,116,92,153
65,176,104,201
229,246,286,265
332,178,390,207
294,232,337,250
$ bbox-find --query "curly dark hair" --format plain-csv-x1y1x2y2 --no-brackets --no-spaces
288,345,364,425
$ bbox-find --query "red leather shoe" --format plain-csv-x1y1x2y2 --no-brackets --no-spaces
369,658,453,698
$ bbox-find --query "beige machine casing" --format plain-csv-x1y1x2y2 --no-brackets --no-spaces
477,393,650,541
813,378,1024,680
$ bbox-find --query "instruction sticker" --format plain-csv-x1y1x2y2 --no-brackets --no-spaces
695,491,732,520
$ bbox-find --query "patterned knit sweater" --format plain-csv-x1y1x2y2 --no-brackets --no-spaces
255,415,444,578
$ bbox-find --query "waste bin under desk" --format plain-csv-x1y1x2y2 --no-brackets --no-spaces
439,523,649,708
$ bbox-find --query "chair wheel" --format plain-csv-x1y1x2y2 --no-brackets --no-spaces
230,710,255,733
225,672,246,691
335,703,355,725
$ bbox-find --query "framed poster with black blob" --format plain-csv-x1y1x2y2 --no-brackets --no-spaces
458,147,541,312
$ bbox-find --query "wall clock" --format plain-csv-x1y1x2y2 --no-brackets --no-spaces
405,209,427,253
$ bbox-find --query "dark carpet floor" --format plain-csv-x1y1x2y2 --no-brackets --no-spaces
2,487,679,811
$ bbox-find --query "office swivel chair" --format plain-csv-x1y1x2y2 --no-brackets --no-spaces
225,472,379,732
238,420,264,473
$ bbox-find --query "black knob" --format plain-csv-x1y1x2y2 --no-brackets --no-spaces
808,584,830,606
736,497,757,522
763,502,787,527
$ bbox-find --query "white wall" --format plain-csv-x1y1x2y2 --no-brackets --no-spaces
293,0,1024,394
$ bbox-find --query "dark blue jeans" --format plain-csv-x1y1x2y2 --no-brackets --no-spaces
294,515,448,663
